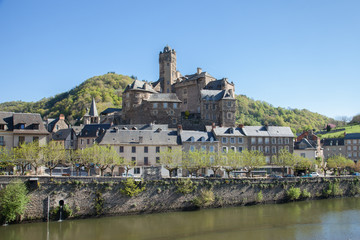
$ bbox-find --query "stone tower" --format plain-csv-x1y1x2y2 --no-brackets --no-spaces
159,45,177,93
83,98,100,125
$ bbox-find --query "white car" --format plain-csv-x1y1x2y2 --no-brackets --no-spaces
310,172,320,177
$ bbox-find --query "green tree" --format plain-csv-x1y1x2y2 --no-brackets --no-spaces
0,147,14,174
223,150,242,178
42,141,66,176
242,150,266,177
159,148,183,178
122,157,136,177
107,147,124,176
183,149,208,177
19,141,42,175
0,180,29,224
273,149,296,176
207,151,226,178
327,155,354,176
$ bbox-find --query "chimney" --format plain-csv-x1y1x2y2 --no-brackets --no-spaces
177,124,183,136
197,67,202,74
238,124,244,129
211,122,216,130
176,71,181,79
59,114,65,120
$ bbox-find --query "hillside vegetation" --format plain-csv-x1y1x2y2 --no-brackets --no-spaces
0,73,338,133
317,124,360,139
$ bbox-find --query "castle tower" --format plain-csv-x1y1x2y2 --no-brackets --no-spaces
159,45,177,93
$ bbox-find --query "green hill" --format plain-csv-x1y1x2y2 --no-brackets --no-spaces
0,73,339,133
317,124,360,139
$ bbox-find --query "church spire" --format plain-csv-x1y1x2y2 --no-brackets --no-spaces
89,97,98,117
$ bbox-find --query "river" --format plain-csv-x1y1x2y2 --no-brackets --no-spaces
1,198,360,240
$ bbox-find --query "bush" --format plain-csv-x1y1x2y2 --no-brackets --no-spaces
0,180,29,224
51,204,73,220
287,187,301,201
120,178,145,197
192,189,215,207
175,179,196,194
323,182,343,197
95,191,104,215
256,191,263,203
301,189,311,199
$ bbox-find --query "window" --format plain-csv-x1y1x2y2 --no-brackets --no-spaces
354,152,358,157
222,137,227,144
285,146,289,151
81,139,84,145
353,146,358,151
227,112,232,119
231,146,236,152
210,137,214,142
190,146,195,152
190,136,195,142
227,102,232,107
347,140,352,144
0,124,5,130
156,157,160,163
209,146,215,152
206,114,209,120
238,137,243,144
33,136,39,142
183,88,187,94
348,153,352,158
301,153,306,157
348,146,352,151
134,167,140,174
354,140,357,144
0,136,4,146
201,146,206,151
132,146,136,153
251,146,256,151
205,104,209,110
183,98,187,105
265,138,269,144
200,137,205,142
87,139,90,144
230,137,235,144
144,146,148,153
238,147,243,152
278,138,283,144
163,103,168,108
156,147,160,153
131,157,136,163
272,146,277,154
153,103,158,108
144,157,149,165
222,147,228,153
272,138,276,144
251,138,256,144
173,103,177,109
33,124,39,130
258,138,263,144
258,146,263,152
213,104,216,110
265,146,270,153
285,138,289,144
119,146,124,153
20,124,25,129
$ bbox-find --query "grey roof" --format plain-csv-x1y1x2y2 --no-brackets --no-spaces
0,112,13,127
294,138,316,150
125,80,157,93
89,98,98,117
204,78,234,90
345,133,360,139
100,108,122,115
201,89,234,101
146,93,181,103
322,138,344,146
212,127,245,137
52,128,74,141
185,71,214,81
98,128,179,145
242,126,294,137
78,124,111,138
12,113,49,134
180,130,217,142
114,124,168,131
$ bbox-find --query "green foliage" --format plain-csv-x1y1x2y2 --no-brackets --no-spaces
256,191,263,203
323,182,343,197
192,189,215,207
235,95,339,133
51,204,73,220
287,187,301,200
0,73,133,122
94,191,104,215
120,178,145,197
175,178,197,194
301,189,311,199
0,180,29,224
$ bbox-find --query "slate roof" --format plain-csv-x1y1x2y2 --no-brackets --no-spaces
78,124,111,138
52,128,74,141
11,113,49,134
322,138,344,146
294,138,317,150
212,127,245,137
0,112,13,127
185,71,214,81
345,133,360,139
98,128,179,145
146,93,181,103
89,98,98,117
242,126,294,137
100,108,122,115
180,130,217,142
125,80,157,93
204,78,234,90
114,124,169,131
200,89,234,101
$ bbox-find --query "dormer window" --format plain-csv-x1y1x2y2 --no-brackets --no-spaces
190,136,195,142
210,137,214,142
19,123,25,129
33,124,39,130
200,137,205,142
0,124,5,130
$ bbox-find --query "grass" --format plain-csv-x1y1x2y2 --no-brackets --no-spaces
319,124,360,139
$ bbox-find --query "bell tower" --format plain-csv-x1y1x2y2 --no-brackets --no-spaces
159,45,177,93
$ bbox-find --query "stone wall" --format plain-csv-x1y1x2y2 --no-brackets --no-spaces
1,176,359,223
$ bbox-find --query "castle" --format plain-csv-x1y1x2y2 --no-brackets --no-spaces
120,45,236,129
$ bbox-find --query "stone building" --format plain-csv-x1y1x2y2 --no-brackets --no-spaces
83,98,100,125
294,130,323,159
345,133,360,162
322,138,345,159
121,46,236,129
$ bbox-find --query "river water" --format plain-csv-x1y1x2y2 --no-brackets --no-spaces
1,198,360,240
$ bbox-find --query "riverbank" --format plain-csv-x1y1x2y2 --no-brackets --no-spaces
1,176,360,224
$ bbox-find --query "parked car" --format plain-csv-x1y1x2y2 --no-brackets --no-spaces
121,173,134,177
268,174,283,179
301,174,311,177
351,172,360,176
310,172,320,177
284,174,295,178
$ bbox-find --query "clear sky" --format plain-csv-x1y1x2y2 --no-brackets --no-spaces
0,0,359,119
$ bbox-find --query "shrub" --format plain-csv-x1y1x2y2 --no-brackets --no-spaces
256,191,263,203
120,178,145,197
0,180,29,224
287,187,301,201
192,189,215,207
95,191,104,215
301,189,311,199
51,204,73,220
175,179,196,194
323,182,343,197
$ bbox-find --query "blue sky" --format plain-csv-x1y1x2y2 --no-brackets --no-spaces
0,0,359,119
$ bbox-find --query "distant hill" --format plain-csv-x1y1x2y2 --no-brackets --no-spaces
0,73,339,133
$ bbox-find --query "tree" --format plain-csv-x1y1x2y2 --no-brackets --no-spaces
42,141,66,176
93,145,111,176
18,141,42,175
159,148,183,178
107,146,124,176
316,157,329,176
327,155,354,176
242,150,266,177
122,157,136,177
273,149,296,176
207,151,226,178
0,147,14,174
69,149,85,176
223,150,242,178
295,155,314,174
183,149,208,177
0,180,29,224
12,146,31,175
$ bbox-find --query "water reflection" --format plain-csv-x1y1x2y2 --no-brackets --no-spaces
1,198,360,240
